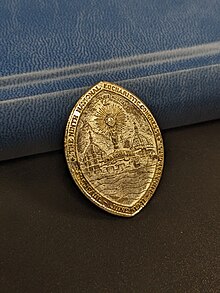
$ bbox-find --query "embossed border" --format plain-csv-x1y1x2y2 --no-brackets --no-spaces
64,81,164,217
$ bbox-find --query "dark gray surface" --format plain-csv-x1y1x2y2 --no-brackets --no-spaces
0,121,220,293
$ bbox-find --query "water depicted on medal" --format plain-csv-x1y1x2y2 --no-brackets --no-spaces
76,91,158,207
65,81,164,217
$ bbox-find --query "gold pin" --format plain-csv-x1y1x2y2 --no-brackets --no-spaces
64,81,164,217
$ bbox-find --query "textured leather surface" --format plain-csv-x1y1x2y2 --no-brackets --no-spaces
0,121,219,292
0,0,220,160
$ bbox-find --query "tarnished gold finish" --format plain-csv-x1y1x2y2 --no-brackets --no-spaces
64,81,164,217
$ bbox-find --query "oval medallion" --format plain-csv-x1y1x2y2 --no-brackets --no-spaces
64,81,164,217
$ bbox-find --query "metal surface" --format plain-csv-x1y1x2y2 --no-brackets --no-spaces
64,81,164,216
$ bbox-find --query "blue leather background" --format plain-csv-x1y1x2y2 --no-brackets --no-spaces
0,0,220,160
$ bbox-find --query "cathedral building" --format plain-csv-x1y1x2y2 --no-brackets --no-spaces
82,124,155,176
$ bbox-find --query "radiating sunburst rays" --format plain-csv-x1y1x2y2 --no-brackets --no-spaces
94,102,126,136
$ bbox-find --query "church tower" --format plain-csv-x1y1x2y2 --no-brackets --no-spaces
83,131,106,174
